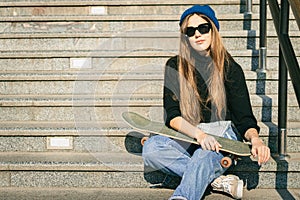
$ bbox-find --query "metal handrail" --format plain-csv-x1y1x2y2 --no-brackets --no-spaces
261,0,300,158
268,0,300,107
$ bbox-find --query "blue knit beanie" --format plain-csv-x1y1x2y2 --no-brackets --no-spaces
179,5,220,31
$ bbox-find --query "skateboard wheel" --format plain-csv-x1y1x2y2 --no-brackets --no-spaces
141,137,149,146
221,157,232,168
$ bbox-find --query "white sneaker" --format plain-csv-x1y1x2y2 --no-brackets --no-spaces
211,175,243,199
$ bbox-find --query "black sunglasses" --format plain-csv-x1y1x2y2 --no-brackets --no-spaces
185,23,212,37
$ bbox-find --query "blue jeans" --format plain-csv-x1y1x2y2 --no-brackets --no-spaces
142,122,237,200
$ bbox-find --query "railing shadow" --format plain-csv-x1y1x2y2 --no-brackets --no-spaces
256,73,295,199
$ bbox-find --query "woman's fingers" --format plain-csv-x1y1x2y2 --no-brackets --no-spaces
215,142,222,153
252,144,271,165
200,135,221,152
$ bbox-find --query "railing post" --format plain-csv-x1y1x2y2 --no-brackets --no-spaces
246,0,253,14
257,0,267,72
278,0,290,159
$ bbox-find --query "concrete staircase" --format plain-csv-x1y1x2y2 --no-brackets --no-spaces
0,0,299,198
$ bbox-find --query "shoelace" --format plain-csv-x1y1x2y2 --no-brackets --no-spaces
222,182,232,193
212,176,237,190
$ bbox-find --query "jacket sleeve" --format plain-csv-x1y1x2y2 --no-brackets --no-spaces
225,59,260,139
163,56,181,127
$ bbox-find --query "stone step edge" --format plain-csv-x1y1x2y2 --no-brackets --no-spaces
0,188,299,200
2,13,296,22
0,152,143,172
0,70,286,81
0,152,299,172
1,31,299,39
1,49,299,58
0,121,299,137
0,94,299,107
0,0,261,7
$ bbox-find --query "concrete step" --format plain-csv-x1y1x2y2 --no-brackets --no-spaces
0,120,299,137
0,55,299,71
0,9,297,23
0,48,298,59
0,3,262,16
0,13,259,22
2,29,300,39
0,17,297,36
0,69,290,80
0,102,299,121
0,9,297,25
0,94,298,107
0,121,299,153
1,0,295,21
0,92,298,125
0,34,299,52
0,187,299,200
0,152,300,189
0,94,162,106
1,19,298,35
0,6,296,21
0,78,298,95
0,93,299,124
0,133,299,153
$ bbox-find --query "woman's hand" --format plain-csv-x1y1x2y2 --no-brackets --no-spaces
250,137,270,165
245,128,271,166
169,116,221,152
195,132,222,152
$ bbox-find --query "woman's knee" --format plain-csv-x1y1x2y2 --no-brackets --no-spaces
143,135,166,150
142,135,169,161
192,149,225,180
192,149,223,166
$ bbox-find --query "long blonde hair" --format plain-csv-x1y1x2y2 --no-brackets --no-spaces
178,14,229,125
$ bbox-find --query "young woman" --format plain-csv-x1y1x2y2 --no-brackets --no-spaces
142,5,270,200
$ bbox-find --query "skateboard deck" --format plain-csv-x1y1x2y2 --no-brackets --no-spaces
122,112,251,167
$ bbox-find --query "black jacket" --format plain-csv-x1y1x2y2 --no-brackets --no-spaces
163,55,260,139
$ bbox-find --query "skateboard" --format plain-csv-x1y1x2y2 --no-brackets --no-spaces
122,111,251,168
